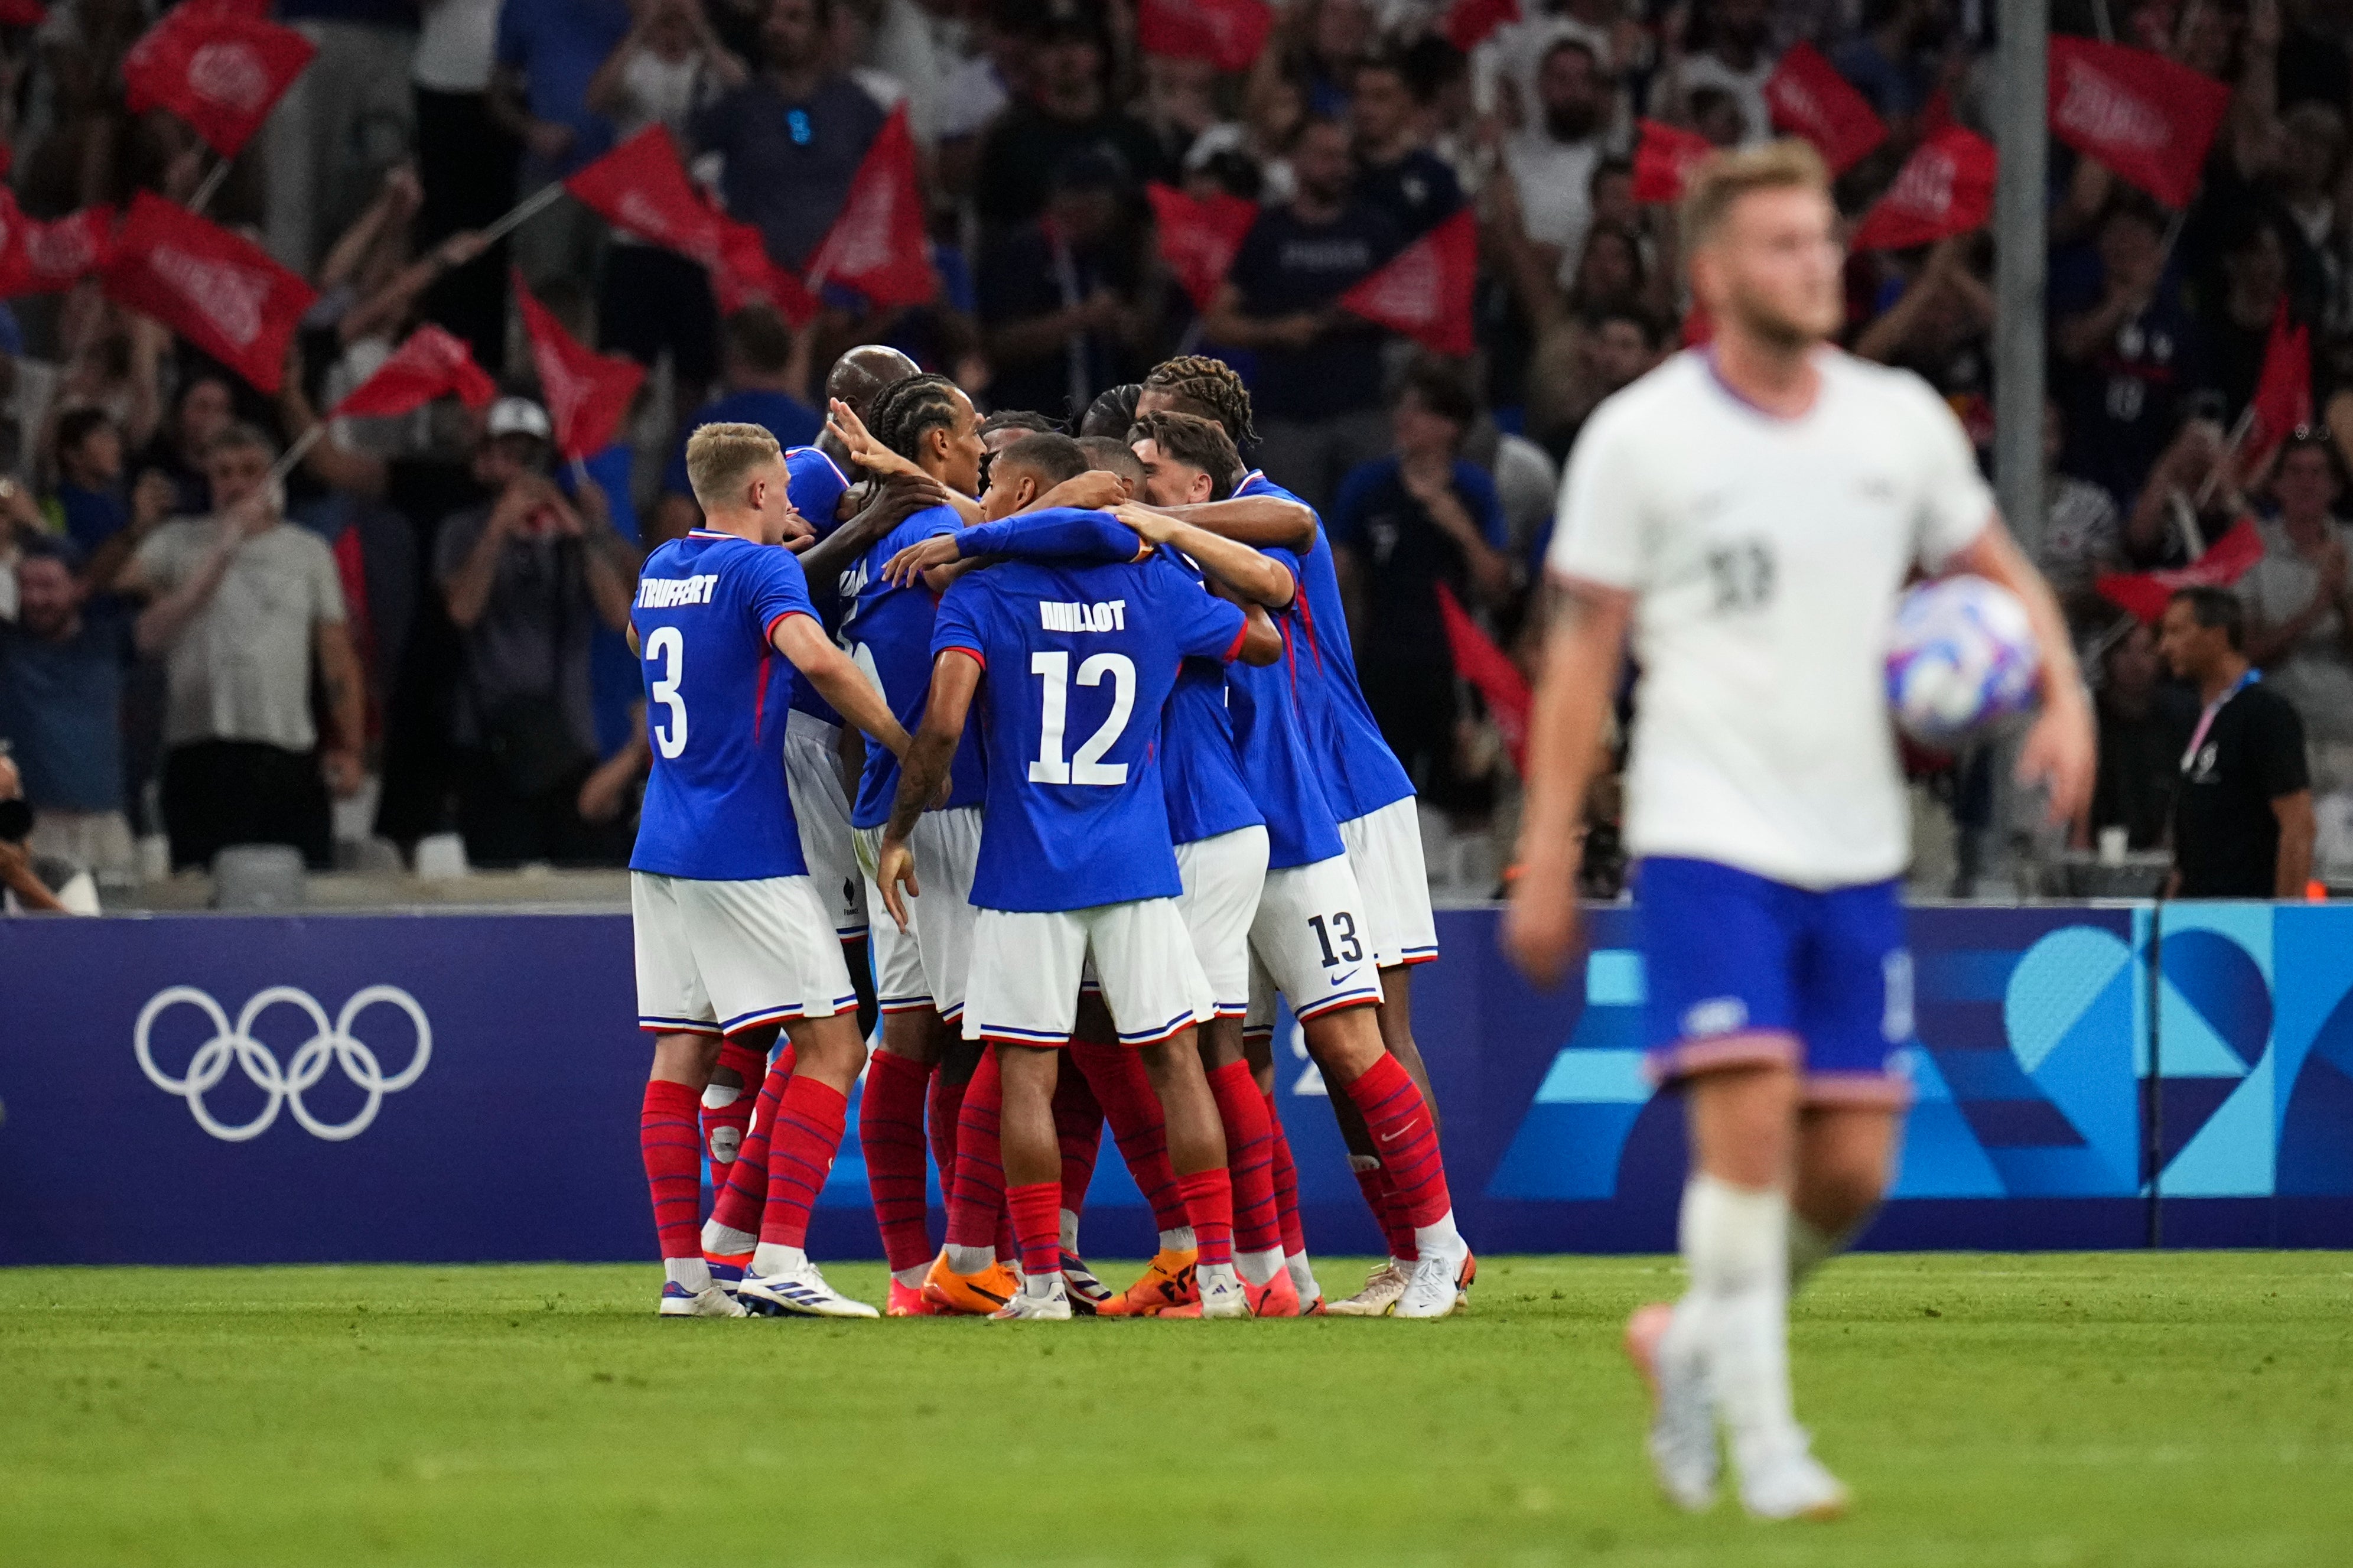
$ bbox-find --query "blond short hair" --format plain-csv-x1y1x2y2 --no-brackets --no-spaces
1680,139,1831,251
684,422,783,510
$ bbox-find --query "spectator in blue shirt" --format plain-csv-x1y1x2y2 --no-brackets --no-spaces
51,409,126,556
0,537,136,883
653,305,823,543
492,0,634,281
1330,358,1514,816
1350,51,1462,240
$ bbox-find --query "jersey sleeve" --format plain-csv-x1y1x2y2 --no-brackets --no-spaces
1157,560,1251,663
745,545,819,643
1547,400,1648,592
1899,373,1997,570
958,508,1139,565
930,578,988,666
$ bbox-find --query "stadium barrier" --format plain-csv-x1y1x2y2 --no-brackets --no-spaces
3,902,2349,1266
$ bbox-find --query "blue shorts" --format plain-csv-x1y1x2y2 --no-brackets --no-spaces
1634,857,1915,1106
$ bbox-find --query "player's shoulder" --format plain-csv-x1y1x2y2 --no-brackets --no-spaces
1818,349,1952,425
884,503,963,554
1578,350,1712,448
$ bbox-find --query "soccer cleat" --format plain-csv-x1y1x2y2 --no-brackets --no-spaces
1244,1267,1304,1317
921,1252,1018,1316
704,1251,751,1296
1324,1260,1409,1317
1060,1253,1116,1316
1395,1245,1476,1319
1096,1247,1199,1317
1626,1302,1719,1512
1737,1439,1848,1522
886,1279,944,1316
990,1280,1073,1322
658,1281,747,1318
1195,1266,1247,1319
735,1260,880,1319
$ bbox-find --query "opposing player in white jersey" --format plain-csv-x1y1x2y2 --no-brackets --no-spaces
1506,144,2095,1516
627,423,913,1319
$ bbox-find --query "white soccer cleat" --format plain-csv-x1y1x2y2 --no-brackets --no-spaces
735,1260,880,1319
658,1281,747,1319
1394,1242,1475,1320
1737,1438,1848,1522
989,1279,1073,1321
1324,1260,1410,1317
1625,1302,1718,1512
1195,1265,1248,1319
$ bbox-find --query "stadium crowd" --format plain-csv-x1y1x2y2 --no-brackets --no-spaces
0,0,2351,909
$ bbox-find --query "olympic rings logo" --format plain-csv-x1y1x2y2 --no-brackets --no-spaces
134,986,432,1142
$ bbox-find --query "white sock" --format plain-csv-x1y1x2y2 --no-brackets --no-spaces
1197,1260,1240,1293
1285,1250,1322,1300
1788,1209,1869,1293
702,1218,756,1255
1158,1226,1196,1253
944,1243,994,1275
1412,1208,1464,1261
1059,1208,1081,1255
664,1256,714,1292
891,1265,927,1289
1236,1247,1285,1287
750,1242,808,1277
1681,1174,1798,1468
1021,1268,1063,1301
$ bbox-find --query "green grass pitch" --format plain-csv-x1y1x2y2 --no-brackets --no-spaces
4,1252,2348,1567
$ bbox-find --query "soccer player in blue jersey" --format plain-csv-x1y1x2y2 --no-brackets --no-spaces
875,495,1287,1320
627,422,913,1319
1135,356,1458,1315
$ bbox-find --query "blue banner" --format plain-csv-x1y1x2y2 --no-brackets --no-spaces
3,903,2349,1266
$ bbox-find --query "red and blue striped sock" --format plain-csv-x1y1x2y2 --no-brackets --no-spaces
1206,1060,1280,1261
1342,1055,1451,1232
1177,1166,1235,1269
860,1048,933,1273
1007,1180,1063,1291
640,1079,704,1263
756,1076,848,1252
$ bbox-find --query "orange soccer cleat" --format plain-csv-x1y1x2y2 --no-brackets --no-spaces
887,1278,945,1316
1096,1247,1199,1317
1243,1267,1303,1317
920,1251,1018,1315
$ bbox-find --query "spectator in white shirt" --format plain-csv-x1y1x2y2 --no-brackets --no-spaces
1499,40,1619,287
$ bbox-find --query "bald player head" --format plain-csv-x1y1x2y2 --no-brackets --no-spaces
826,345,921,419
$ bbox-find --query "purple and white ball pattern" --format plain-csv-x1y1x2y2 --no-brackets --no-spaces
1886,575,2041,746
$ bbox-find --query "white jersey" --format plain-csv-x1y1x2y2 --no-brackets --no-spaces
1548,349,1993,889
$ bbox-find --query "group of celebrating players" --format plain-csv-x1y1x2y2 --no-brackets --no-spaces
625,345,1472,1328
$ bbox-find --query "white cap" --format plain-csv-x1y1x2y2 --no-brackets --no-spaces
486,396,552,442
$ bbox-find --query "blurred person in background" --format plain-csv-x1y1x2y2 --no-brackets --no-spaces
653,305,822,544
977,150,1147,425
0,536,135,883
2240,431,2353,793
1498,40,1619,294
1350,50,1462,241
2052,195,2198,512
492,0,633,282
2085,617,2196,854
49,407,125,556
122,425,366,871
1656,0,1779,147
972,1,1167,232
2160,585,2315,897
2033,400,2129,636
268,0,421,272
133,375,235,520
0,750,73,913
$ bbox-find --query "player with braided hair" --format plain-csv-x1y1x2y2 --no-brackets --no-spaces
1140,357,1258,449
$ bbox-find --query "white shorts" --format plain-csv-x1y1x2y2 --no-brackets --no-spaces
1339,796,1439,970
1175,826,1270,1017
785,711,867,938
632,871,858,1036
855,805,983,1021
965,897,1214,1047
1245,851,1385,1036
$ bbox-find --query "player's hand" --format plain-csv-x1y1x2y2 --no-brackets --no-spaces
1501,857,1584,989
2017,685,2097,825
883,532,962,586
876,835,920,932
1035,470,1126,513
827,398,926,482
1109,500,1176,545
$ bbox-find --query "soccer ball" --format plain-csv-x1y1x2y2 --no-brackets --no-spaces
1886,575,2041,746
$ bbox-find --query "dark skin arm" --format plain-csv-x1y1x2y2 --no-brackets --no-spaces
796,473,955,588
874,649,982,930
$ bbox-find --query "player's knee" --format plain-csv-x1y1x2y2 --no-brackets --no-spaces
1303,1005,1384,1082
1798,1151,1888,1231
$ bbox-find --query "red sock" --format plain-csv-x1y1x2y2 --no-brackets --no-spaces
1349,1156,1390,1247
1265,1088,1305,1257
860,1049,932,1272
711,1044,795,1239
1050,1065,1104,1227
1206,1060,1280,1258
757,1076,848,1251
1342,1056,1451,1231
701,1037,766,1196
945,1046,1005,1255
1380,1165,1421,1263
927,1059,963,1190
1070,1040,1187,1235
1176,1166,1234,1268
1006,1180,1062,1287
640,1079,703,1261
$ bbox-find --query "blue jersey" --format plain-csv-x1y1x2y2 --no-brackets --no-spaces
629,530,820,880
1225,539,1345,869
1236,470,1414,822
838,505,988,829
932,555,1248,912
783,446,852,726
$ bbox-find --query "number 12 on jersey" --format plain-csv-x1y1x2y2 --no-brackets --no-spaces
1028,650,1135,786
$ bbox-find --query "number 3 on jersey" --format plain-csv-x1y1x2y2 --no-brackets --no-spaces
1029,650,1134,785
645,626,687,758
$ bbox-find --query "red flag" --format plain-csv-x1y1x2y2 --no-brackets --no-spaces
1435,582,1531,770
1443,0,1519,52
101,193,314,393
1337,207,1477,357
1632,118,1714,204
1136,0,1274,73
515,272,646,461
0,192,113,298
563,126,817,326
2244,301,2313,468
1849,126,1997,251
1918,87,1955,137
1146,182,1258,314
2095,518,2266,624
331,326,497,420
2047,38,2231,210
803,108,935,307
1764,42,1886,174
122,2,315,158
